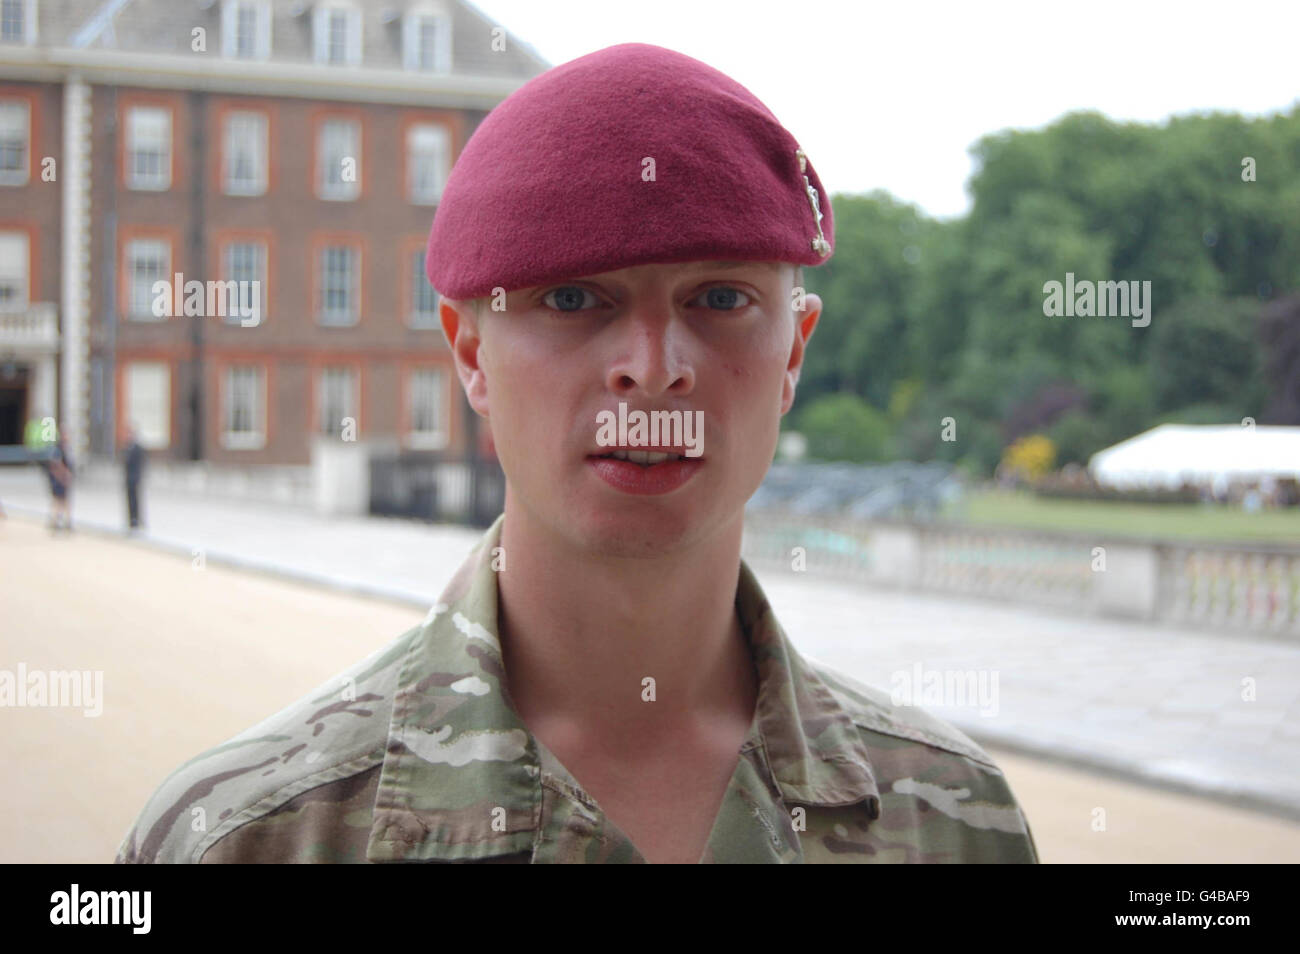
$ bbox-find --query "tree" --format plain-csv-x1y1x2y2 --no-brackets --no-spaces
1048,412,1109,466
1001,434,1056,481
797,393,893,462
1148,297,1263,415
800,193,930,409
1260,294,1300,424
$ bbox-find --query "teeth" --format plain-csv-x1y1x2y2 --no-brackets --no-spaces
600,450,685,464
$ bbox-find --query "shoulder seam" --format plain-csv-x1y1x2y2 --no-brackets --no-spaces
191,747,386,863
807,659,1001,770
847,716,1002,771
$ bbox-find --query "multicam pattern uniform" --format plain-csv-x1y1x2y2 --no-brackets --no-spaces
116,516,1040,864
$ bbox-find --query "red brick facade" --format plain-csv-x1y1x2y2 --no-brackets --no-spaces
97,88,473,464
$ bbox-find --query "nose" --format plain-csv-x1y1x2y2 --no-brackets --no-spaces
605,305,696,398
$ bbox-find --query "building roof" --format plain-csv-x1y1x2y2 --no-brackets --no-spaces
1089,423,1300,490
0,0,549,107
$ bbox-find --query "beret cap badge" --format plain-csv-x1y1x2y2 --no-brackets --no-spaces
797,148,831,258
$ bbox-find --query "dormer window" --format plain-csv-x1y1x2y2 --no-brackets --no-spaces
313,3,361,67
0,0,36,45
403,4,451,72
222,0,271,60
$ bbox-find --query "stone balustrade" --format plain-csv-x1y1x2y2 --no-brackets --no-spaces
741,512,1300,639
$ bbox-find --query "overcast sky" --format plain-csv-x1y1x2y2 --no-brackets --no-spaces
467,0,1300,219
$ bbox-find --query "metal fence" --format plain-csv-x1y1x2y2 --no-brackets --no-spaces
369,452,505,527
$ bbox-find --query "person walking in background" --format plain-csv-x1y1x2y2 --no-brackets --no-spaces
46,431,73,533
123,424,146,532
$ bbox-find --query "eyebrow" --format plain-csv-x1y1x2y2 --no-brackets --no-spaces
692,260,782,271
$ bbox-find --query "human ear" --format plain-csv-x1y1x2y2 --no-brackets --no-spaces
781,292,821,415
440,298,490,418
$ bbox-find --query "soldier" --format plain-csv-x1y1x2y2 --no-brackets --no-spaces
45,428,73,534
122,423,146,532
116,43,1038,864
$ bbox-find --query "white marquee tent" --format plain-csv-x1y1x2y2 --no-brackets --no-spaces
1088,424,1300,492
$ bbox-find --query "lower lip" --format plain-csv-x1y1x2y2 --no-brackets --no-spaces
586,456,703,495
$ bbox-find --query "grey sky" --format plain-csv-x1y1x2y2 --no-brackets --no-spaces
469,0,1300,219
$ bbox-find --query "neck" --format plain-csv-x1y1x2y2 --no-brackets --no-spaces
495,499,757,746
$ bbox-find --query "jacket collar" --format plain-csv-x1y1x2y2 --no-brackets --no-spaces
365,515,879,863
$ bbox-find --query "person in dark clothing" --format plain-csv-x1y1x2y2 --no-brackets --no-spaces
46,434,73,533
123,424,146,531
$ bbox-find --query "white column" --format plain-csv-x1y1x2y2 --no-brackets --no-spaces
869,525,923,587
1095,542,1161,621
60,74,92,465
32,353,57,421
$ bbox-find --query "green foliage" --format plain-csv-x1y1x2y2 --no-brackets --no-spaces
1154,402,1250,426
796,392,892,462
1048,411,1110,466
1148,297,1263,414
796,103,1300,474
1091,365,1155,445
801,193,931,409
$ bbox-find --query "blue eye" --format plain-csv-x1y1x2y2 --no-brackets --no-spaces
693,287,751,310
542,286,598,312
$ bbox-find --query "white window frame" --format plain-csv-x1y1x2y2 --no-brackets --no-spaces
406,122,449,205
222,240,268,323
410,248,439,328
222,109,268,196
318,365,358,437
125,238,170,321
0,0,37,45
0,99,29,185
402,4,452,72
0,230,28,313
406,367,448,449
124,362,171,450
317,117,360,200
221,0,271,60
313,3,361,67
222,365,266,450
125,106,172,191
317,244,358,326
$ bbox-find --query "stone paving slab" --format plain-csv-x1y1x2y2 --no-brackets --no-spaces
3,466,1298,819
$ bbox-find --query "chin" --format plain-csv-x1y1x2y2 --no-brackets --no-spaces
570,497,710,558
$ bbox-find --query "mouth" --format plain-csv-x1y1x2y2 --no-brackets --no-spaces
589,449,694,466
586,448,704,495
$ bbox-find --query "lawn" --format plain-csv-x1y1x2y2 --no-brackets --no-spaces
944,488,1300,544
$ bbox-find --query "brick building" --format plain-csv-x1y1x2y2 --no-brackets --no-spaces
0,0,546,468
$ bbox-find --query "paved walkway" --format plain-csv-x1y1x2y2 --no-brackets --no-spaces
4,465,1299,820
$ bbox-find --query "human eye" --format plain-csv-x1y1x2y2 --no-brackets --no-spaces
689,286,753,311
540,285,601,312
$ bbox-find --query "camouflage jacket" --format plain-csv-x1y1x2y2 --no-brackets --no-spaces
116,515,1039,864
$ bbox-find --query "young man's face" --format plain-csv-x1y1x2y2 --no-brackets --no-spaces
441,260,821,557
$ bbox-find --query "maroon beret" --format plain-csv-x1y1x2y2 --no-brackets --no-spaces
425,42,834,300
